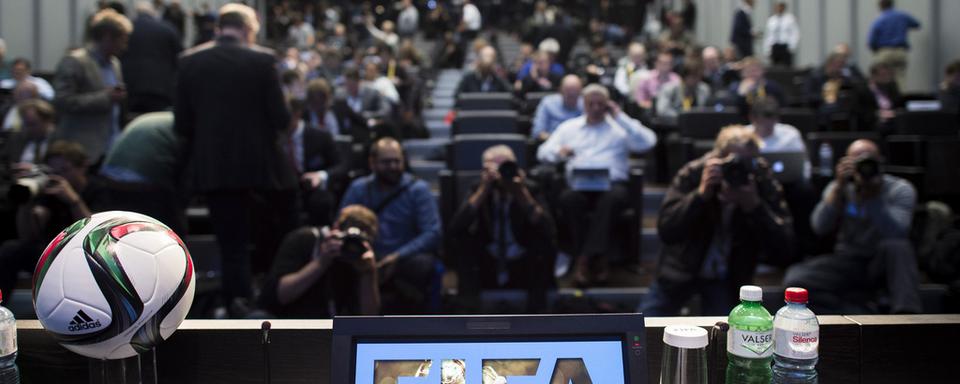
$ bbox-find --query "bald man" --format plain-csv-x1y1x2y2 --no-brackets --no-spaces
531,75,584,140
340,137,441,313
784,139,921,314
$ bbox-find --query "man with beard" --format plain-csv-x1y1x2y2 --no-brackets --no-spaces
340,138,441,313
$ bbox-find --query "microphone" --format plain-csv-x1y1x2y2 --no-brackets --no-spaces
262,321,272,384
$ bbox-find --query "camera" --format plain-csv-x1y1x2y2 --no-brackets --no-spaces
721,155,757,187
853,157,881,181
7,165,53,204
497,160,518,184
335,226,371,261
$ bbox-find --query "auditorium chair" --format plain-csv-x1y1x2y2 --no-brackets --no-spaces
451,110,519,136
779,108,818,136
523,91,554,116
676,108,745,139
455,92,515,111
895,110,959,136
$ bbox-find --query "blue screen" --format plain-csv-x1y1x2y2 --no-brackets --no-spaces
354,340,626,383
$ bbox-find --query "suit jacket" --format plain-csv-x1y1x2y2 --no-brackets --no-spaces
301,126,349,186
121,14,183,112
1,131,49,165
454,71,512,99
331,86,392,138
655,154,793,293
656,82,712,118
52,47,124,162
731,8,754,58
174,35,296,192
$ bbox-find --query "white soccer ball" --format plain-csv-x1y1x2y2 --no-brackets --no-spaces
31,211,195,360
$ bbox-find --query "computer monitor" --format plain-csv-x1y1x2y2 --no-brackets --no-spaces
332,314,648,384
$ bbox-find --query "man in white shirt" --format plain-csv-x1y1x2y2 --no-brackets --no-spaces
745,99,805,154
461,0,482,42
763,2,799,67
0,58,54,101
537,84,657,286
396,0,419,38
613,42,650,101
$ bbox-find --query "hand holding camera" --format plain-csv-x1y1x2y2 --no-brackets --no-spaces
43,174,82,206
315,226,374,272
698,157,725,198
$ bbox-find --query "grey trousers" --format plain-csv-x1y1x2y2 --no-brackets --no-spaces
783,239,922,314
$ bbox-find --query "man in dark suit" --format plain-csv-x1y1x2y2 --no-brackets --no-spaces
1,99,54,167
455,55,512,99
121,1,182,114
287,98,349,227
174,4,298,316
331,66,393,142
730,0,755,59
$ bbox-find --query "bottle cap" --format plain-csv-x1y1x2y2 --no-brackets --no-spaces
739,285,763,301
663,325,709,349
784,287,809,303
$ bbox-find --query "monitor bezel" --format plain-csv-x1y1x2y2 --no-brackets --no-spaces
331,313,648,384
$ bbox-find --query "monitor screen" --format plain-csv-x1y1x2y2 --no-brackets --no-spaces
332,314,647,384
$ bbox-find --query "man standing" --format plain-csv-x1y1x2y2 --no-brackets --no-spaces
122,1,183,114
537,84,657,286
174,3,298,316
763,2,799,68
730,0,755,59
53,8,132,163
868,0,920,88
785,140,920,314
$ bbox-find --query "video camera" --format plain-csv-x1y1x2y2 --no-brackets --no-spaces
7,165,54,204
322,226,371,262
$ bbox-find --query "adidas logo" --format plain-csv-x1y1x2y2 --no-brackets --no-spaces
67,310,102,332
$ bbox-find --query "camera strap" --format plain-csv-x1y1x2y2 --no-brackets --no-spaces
371,179,416,214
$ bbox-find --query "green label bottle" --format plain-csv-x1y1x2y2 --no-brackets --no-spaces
726,285,773,384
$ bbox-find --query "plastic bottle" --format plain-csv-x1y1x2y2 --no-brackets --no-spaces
660,325,708,384
817,143,833,177
773,287,819,384
726,285,773,384
0,290,20,384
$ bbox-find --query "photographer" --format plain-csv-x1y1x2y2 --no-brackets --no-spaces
784,139,921,314
259,205,380,318
448,145,556,312
0,141,103,299
640,126,793,316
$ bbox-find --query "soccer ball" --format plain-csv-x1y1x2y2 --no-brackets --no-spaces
31,211,195,360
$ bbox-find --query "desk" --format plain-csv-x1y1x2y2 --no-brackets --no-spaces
14,315,960,383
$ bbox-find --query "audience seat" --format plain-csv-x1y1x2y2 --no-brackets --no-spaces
780,108,818,136
523,91,554,116
455,92,515,111
451,110,520,136
895,110,960,136
445,133,528,171
677,108,746,139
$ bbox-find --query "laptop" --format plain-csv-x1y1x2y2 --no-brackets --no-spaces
761,152,807,184
569,167,612,191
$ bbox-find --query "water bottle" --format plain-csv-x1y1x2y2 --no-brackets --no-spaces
726,285,773,384
660,325,708,384
817,143,833,177
0,290,20,384
773,287,819,384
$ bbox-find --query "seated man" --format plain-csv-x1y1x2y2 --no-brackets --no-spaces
656,59,712,119
448,145,557,312
259,205,380,318
340,138,441,313
286,99,348,227
940,59,960,112
613,42,650,101
455,54,512,99
2,99,55,168
633,51,680,111
729,57,786,114
640,126,793,316
304,78,342,135
784,139,921,314
804,52,873,129
515,50,564,96
0,58,54,100
530,74,583,141
331,66,393,140
865,62,903,133
0,141,105,298
537,84,657,286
